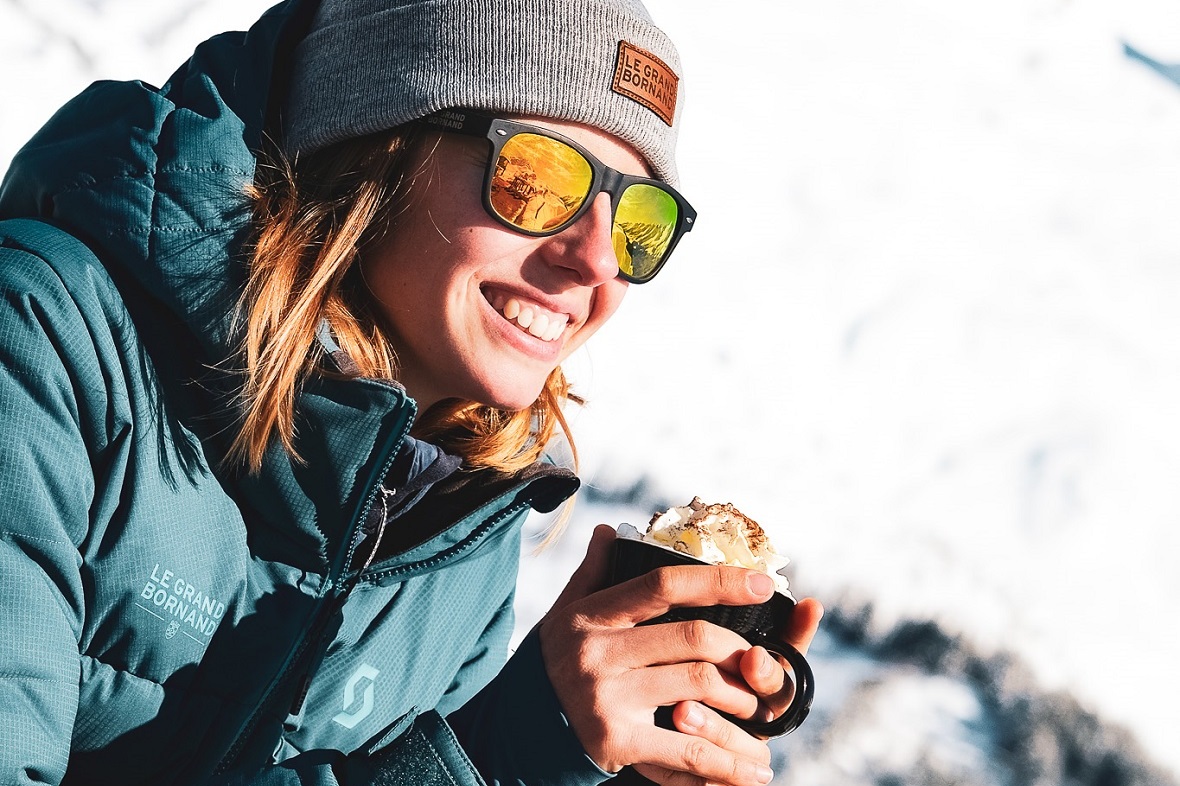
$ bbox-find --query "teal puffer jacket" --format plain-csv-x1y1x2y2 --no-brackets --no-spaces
0,1,606,784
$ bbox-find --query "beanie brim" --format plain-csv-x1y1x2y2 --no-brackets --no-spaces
282,0,683,186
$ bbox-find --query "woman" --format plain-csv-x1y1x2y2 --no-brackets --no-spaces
0,0,822,784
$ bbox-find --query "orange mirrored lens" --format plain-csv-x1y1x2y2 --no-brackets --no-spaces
489,133,593,232
614,183,678,280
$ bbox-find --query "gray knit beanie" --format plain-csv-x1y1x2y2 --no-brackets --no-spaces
282,0,684,186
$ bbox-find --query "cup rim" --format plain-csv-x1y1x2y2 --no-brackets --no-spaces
613,530,797,603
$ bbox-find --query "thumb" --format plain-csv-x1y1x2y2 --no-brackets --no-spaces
780,597,824,655
549,524,617,612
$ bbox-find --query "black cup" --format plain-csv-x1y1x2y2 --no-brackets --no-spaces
609,535,814,739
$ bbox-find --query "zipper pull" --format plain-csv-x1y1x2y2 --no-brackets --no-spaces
287,672,312,722
357,487,396,575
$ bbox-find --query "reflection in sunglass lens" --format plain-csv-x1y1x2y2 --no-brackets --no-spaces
614,183,678,281
489,133,593,232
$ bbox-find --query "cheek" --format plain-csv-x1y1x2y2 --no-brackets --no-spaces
570,280,629,351
358,241,413,317
356,232,451,347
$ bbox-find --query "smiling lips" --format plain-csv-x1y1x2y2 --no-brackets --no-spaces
486,291,570,342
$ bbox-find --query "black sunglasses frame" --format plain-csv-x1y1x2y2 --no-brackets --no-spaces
417,109,696,284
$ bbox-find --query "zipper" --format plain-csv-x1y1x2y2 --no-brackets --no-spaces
214,409,411,775
285,488,396,721
359,496,531,584
355,467,576,583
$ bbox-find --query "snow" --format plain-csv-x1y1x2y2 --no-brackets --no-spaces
547,0,1180,775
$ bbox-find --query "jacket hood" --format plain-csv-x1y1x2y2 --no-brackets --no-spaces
0,0,310,365
0,0,581,574
0,0,423,574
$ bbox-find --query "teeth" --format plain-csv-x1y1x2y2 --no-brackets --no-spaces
494,296,569,342
528,313,550,339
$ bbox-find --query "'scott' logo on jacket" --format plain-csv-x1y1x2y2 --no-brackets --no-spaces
333,663,380,729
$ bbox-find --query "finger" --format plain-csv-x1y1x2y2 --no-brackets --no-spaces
672,701,771,765
632,762,736,786
630,763,692,785
737,646,788,723
740,644,819,725
739,646,786,698
637,727,774,786
632,762,727,786
548,524,617,612
737,599,821,725
572,565,777,628
635,662,761,719
779,597,824,655
600,619,752,672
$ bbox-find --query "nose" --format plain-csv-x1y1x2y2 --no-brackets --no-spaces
544,192,620,287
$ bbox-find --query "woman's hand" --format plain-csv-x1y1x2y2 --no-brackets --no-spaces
538,525,782,786
734,597,824,729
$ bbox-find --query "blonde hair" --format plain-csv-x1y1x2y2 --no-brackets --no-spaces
227,127,580,488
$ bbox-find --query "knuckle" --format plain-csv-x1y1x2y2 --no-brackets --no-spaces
682,739,711,772
682,619,713,652
730,757,749,783
576,632,606,665
567,609,592,629
565,644,595,678
644,566,679,599
709,715,734,748
723,565,756,598
688,661,718,693
713,567,731,597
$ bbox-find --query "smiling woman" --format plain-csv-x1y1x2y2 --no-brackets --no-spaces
0,0,820,784
355,118,633,414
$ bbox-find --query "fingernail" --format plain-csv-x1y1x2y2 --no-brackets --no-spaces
755,764,774,784
683,704,705,731
748,573,774,597
760,650,777,677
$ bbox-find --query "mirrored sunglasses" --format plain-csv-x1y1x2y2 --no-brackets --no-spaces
417,110,696,284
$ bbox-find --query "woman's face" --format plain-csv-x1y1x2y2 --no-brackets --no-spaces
360,117,644,412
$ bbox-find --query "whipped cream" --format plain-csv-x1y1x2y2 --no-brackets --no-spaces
640,497,793,597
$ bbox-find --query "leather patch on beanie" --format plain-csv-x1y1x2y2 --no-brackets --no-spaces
612,41,679,126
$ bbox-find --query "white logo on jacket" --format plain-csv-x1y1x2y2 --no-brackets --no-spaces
333,663,379,729
136,563,227,644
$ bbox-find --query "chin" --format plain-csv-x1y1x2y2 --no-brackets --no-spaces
472,375,550,413
482,388,545,413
